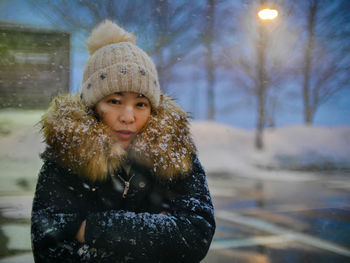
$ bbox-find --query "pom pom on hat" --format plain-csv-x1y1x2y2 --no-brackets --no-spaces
85,20,137,55
81,20,161,109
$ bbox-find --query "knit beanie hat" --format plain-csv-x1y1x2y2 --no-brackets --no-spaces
80,20,161,108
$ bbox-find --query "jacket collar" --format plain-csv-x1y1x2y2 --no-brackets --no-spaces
41,93,196,183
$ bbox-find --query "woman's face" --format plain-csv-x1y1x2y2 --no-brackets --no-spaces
95,92,151,149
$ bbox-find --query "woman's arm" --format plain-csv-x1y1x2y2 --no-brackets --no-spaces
84,155,216,262
31,162,85,262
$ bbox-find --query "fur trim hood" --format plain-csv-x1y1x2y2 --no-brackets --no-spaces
40,94,196,183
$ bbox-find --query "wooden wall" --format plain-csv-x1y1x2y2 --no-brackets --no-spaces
0,22,70,109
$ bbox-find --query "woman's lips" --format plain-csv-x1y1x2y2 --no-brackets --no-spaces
116,130,135,140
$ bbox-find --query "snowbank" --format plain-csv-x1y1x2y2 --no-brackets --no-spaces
1,109,349,189
191,121,350,177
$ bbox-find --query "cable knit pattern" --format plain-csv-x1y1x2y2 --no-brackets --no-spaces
80,20,161,109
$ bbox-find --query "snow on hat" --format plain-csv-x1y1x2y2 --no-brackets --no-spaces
80,20,161,108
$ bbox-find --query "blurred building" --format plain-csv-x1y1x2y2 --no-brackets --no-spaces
0,21,70,109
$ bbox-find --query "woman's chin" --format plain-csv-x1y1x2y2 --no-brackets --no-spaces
120,142,130,149
113,138,131,149
111,133,134,149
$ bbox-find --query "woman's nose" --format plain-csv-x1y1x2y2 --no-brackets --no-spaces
119,106,135,124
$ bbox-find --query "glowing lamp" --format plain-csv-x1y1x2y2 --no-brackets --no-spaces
258,8,278,20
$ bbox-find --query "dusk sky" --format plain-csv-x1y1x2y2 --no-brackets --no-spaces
1,0,349,129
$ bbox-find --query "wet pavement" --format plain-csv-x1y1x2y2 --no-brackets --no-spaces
204,171,350,263
0,171,349,262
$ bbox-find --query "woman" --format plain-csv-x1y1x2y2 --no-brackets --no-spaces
31,20,215,263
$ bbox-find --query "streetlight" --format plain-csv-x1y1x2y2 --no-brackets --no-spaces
258,8,278,20
255,5,278,149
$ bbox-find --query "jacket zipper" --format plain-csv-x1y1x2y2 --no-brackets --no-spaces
117,173,135,198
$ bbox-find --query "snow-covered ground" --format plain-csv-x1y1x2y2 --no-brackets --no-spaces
0,111,349,194
0,110,44,193
191,121,350,181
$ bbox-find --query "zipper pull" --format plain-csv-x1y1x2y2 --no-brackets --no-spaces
122,181,130,198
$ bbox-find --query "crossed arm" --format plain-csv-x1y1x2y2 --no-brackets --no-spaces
32,158,215,262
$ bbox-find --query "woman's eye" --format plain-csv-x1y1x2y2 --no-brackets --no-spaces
136,102,148,107
108,99,121,104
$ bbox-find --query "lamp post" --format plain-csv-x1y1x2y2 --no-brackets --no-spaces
255,4,278,150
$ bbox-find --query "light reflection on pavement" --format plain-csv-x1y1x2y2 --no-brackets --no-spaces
204,173,350,263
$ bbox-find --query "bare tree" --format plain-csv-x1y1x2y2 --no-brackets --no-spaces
295,0,350,124
30,0,203,91
30,0,145,33
203,0,216,120
144,0,203,91
195,0,237,120
224,0,297,149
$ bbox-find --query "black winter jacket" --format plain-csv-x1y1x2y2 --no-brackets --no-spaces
31,94,215,262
